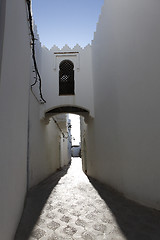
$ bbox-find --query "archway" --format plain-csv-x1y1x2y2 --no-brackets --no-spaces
45,106,90,173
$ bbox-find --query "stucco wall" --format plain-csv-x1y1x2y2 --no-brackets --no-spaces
80,116,96,175
40,44,94,117
91,0,160,209
29,27,71,189
0,0,30,239
28,92,62,188
59,135,70,168
0,0,6,80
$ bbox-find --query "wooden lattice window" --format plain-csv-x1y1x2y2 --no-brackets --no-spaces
59,60,74,95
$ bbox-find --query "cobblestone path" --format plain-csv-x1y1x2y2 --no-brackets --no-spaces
15,158,160,240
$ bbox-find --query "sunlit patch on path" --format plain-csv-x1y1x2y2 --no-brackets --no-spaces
15,158,160,240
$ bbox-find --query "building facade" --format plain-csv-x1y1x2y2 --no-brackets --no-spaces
1,0,160,239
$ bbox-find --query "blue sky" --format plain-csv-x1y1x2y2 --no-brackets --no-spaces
32,0,104,49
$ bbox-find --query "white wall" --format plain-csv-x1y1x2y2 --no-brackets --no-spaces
0,0,31,239
80,116,96,175
0,0,6,79
67,118,72,160
59,135,70,167
28,92,62,188
90,0,160,209
29,27,71,188
40,44,94,117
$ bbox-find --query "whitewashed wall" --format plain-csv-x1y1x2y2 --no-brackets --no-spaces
54,114,71,168
29,27,71,188
28,92,62,188
90,0,160,209
0,0,6,79
29,101,71,188
40,44,94,117
0,0,31,239
59,135,70,167
80,116,96,175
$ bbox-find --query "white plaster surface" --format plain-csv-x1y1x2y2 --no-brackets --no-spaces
29,89,71,188
29,92,61,188
0,0,30,239
90,0,160,209
0,0,6,80
29,28,71,188
40,44,94,117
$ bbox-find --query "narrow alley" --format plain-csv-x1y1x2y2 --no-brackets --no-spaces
15,158,160,240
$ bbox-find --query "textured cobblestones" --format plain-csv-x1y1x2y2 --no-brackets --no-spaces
15,158,160,240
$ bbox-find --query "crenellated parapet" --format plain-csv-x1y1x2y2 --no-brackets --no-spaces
37,43,94,120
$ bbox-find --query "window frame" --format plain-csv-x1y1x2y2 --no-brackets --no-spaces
59,60,75,96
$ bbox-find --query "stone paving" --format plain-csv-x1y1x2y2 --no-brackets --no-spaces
15,158,160,240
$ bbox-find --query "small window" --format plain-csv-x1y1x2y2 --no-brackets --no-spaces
59,60,74,95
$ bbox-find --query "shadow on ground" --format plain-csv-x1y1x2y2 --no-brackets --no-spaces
15,160,160,240
89,177,160,240
14,164,70,240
